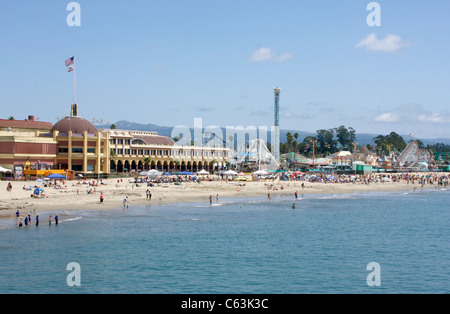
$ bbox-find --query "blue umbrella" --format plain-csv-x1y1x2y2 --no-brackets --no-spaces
181,171,195,175
46,173,66,179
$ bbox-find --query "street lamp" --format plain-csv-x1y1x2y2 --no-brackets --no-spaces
310,140,318,170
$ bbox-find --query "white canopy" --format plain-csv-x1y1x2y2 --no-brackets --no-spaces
253,169,269,175
337,151,352,157
144,169,163,177
0,166,12,173
197,169,209,175
223,170,238,176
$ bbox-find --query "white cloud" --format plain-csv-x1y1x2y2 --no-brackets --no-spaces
274,52,293,63
418,113,450,124
374,113,401,122
356,33,409,52
249,48,293,63
249,48,275,62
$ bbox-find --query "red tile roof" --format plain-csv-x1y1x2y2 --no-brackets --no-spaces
0,119,53,130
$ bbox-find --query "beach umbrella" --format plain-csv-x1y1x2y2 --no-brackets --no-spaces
181,171,195,176
253,169,269,176
46,173,66,179
164,172,172,176
0,166,12,173
145,169,163,177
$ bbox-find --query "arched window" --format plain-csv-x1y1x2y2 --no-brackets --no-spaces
131,139,147,145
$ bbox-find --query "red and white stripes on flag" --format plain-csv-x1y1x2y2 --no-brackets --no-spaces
65,56,74,67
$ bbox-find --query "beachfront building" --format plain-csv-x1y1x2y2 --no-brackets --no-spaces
50,112,110,175
1,104,233,177
0,108,110,177
330,151,353,167
0,116,57,177
106,129,232,173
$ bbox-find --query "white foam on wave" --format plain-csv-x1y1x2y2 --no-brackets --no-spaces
60,216,82,223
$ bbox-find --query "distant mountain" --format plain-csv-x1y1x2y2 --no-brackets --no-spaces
96,121,450,146
97,120,174,138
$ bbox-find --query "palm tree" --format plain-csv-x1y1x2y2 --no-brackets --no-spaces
143,157,151,170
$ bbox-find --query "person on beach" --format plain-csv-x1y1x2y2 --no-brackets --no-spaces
146,190,151,200
292,203,296,209
18,217,23,228
24,216,28,226
295,191,298,199
49,215,52,225
36,215,39,226
55,214,59,225
6,182,12,192
209,195,213,205
123,196,128,208
100,193,104,204
268,193,271,200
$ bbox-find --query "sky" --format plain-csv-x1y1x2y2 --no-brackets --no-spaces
1,0,449,139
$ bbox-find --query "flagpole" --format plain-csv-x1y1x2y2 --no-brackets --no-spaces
73,56,76,104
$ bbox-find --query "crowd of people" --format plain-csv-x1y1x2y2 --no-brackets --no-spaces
291,172,450,187
15,209,59,228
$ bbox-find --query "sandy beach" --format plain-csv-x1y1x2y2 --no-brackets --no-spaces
0,174,431,220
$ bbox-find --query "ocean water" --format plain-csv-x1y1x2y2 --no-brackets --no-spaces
0,189,449,294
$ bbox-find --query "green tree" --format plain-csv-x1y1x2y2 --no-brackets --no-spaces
316,129,337,155
373,132,406,155
335,125,356,150
302,136,317,156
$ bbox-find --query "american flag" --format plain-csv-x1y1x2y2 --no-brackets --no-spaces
65,56,74,67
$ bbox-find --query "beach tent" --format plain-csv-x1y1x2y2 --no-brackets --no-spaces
0,166,12,173
253,169,269,176
164,172,172,176
223,170,238,176
145,169,163,177
46,173,66,179
197,169,209,175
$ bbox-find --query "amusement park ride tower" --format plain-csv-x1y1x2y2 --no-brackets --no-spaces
273,87,281,164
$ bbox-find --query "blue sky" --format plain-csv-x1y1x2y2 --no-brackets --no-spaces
1,0,449,138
